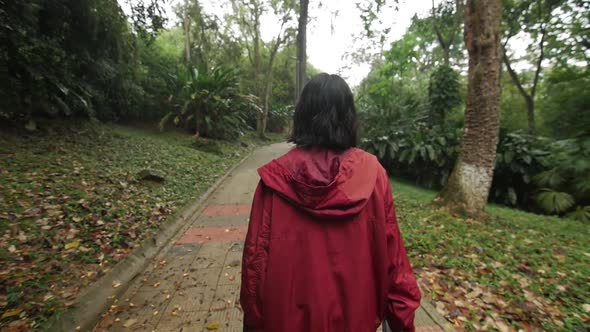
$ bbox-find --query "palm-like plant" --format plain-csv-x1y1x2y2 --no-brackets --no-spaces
533,138,590,220
160,65,260,140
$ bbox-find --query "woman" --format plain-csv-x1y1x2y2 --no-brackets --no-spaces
240,73,421,332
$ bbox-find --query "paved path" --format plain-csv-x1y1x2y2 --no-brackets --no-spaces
94,143,447,332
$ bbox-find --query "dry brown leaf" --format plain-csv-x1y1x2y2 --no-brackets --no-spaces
123,319,137,328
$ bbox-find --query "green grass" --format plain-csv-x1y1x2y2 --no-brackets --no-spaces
392,179,589,331
0,122,285,329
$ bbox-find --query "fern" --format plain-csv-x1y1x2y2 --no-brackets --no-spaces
534,169,565,188
535,189,575,214
566,206,590,222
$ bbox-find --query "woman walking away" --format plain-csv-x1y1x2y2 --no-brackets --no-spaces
240,73,421,332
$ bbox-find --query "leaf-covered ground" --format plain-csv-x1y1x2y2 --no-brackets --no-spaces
392,179,590,331
0,122,282,330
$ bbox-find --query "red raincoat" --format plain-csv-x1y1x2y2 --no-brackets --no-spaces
240,147,421,332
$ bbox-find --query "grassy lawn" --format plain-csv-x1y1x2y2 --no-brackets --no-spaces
0,122,284,330
392,179,589,331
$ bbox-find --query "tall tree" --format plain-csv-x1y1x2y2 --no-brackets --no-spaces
501,0,563,134
260,11,295,137
296,0,309,97
181,0,192,63
231,0,296,137
436,0,503,214
431,0,464,65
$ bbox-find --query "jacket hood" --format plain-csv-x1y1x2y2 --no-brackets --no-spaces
257,147,380,221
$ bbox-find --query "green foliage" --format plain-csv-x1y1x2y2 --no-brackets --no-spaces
391,178,590,330
0,0,169,125
533,138,590,219
540,67,590,138
160,66,258,140
499,74,530,132
362,124,462,189
0,122,263,329
491,131,551,207
266,105,293,133
428,65,462,123
535,189,576,214
566,206,590,222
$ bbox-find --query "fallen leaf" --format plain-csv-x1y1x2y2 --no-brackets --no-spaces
153,282,161,288
17,232,27,242
206,322,220,330
65,241,80,250
2,308,23,319
495,320,510,332
123,319,137,327
8,245,16,253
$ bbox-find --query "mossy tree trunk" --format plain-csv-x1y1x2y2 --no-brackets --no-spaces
436,0,503,215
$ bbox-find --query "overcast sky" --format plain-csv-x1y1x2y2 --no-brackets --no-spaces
121,0,445,86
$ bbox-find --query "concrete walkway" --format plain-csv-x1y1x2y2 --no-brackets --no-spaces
94,143,448,332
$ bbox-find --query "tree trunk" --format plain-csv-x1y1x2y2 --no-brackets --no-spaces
443,48,450,66
260,72,274,138
257,2,292,137
296,0,309,97
436,0,503,215
183,0,191,64
253,2,264,134
258,36,283,138
525,95,535,135
502,51,537,134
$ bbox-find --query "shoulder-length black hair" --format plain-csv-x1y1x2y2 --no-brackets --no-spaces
288,73,358,150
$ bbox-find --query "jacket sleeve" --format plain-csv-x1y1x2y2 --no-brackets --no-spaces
240,181,272,330
383,172,422,332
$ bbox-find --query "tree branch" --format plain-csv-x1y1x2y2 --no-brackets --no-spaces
447,0,463,51
431,0,447,50
245,44,254,66
531,0,545,99
502,22,516,51
531,25,546,99
502,48,530,100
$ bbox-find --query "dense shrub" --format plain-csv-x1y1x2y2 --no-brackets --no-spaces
428,65,462,123
540,67,590,139
490,131,552,208
362,124,588,219
160,66,258,140
362,124,462,189
266,105,293,133
0,1,136,124
534,138,590,221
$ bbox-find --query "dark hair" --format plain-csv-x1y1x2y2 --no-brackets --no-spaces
289,73,358,150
